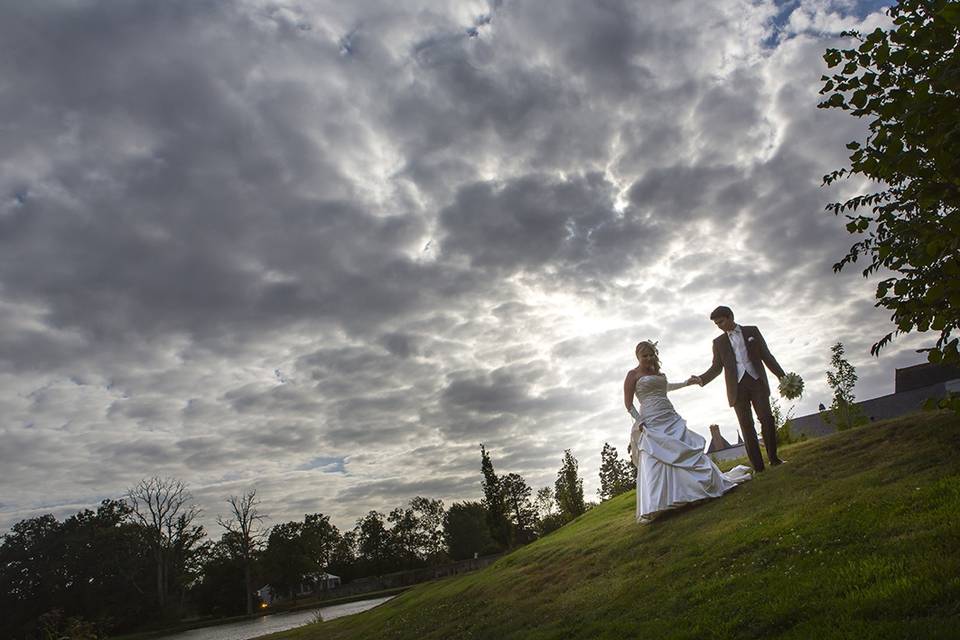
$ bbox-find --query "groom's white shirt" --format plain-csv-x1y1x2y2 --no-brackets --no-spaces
726,324,760,382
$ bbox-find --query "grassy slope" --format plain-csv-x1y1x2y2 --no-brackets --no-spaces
271,412,960,640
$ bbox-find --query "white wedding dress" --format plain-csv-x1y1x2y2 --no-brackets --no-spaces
630,374,752,524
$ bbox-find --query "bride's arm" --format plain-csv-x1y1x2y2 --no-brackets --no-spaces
623,371,641,420
666,377,695,392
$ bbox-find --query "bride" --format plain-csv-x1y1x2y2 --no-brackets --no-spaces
624,340,751,524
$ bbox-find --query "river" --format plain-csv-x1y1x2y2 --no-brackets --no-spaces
153,596,395,640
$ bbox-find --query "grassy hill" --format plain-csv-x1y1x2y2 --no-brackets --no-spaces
270,412,960,639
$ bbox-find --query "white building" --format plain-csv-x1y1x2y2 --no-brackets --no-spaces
256,573,341,606
705,424,747,462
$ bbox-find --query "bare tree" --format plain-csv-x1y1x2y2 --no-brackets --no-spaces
126,477,202,616
218,489,268,614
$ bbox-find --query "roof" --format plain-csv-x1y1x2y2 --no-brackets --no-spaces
895,363,960,393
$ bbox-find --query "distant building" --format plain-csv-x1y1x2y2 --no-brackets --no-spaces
256,584,274,606
256,572,341,606
706,424,747,461
789,362,960,439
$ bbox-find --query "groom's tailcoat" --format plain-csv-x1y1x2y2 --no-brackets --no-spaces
698,325,785,406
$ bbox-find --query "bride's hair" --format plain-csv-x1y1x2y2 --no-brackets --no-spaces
635,340,661,373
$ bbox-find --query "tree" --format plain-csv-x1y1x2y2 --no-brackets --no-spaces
443,502,497,560
479,444,512,549
823,342,869,431
126,476,204,618
500,473,537,544
533,487,565,536
167,512,208,615
260,520,308,602
1,514,66,638
597,443,635,501
217,489,267,614
386,505,422,567
554,449,586,521
409,497,447,564
382,497,448,568
819,1,960,366
191,537,247,616
0,503,153,638
301,513,343,582
58,500,152,630
533,487,555,520
328,529,357,581
353,511,394,575
771,398,800,445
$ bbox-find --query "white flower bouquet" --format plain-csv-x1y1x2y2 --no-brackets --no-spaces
778,372,804,400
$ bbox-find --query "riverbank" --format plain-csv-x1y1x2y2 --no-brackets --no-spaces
270,411,960,639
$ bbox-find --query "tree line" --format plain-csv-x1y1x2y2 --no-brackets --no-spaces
1,443,634,639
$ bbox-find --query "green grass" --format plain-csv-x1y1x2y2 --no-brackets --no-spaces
268,412,960,640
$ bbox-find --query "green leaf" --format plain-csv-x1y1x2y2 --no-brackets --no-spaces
851,89,868,108
846,141,861,150
842,61,858,74
939,5,960,26
926,282,945,301
875,43,889,65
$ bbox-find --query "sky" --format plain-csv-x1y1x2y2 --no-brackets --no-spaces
0,0,927,537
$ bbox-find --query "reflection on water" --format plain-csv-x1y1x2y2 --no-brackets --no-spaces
154,596,394,640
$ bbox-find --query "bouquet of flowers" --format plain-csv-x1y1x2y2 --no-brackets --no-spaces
778,372,804,400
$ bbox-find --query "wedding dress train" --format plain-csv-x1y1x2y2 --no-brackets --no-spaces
630,374,751,524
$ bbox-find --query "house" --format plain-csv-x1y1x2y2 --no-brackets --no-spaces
789,362,960,439
312,572,342,590
706,424,747,461
256,572,342,606
256,584,275,606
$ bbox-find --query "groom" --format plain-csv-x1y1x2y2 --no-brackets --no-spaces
693,306,786,472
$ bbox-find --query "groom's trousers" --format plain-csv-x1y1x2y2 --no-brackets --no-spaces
733,374,778,471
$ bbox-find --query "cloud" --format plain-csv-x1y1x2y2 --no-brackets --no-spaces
440,172,666,282
0,0,914,536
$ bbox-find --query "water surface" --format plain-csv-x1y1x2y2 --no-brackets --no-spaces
154,596,394,640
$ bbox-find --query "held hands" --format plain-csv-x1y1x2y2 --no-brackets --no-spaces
686,375,702,386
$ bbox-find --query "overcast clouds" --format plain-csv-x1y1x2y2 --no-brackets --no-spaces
0,0,929,535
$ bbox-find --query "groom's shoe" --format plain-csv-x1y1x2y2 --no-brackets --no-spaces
770,458,787,466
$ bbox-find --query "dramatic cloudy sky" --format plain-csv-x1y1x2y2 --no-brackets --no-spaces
0,0,928,535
